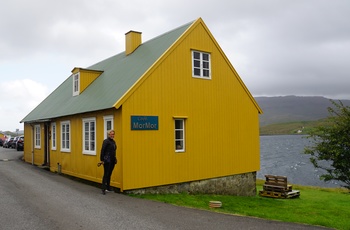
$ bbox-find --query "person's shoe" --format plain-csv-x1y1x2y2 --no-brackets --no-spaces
105,189,113,192
101,189,106,195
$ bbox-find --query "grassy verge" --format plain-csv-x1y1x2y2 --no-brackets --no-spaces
130,180,349,229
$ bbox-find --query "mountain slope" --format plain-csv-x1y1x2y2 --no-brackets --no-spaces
255,96,350,126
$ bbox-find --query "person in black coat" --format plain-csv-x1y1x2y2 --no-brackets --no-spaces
99,130,117,194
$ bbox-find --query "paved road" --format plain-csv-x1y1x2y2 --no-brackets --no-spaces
0,147,330,230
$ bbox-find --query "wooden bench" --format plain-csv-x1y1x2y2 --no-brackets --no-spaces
259,175,300,198
263,175,292,192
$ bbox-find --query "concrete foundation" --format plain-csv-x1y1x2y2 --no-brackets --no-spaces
125,172,256,196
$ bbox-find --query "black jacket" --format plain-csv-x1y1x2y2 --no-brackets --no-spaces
100,137,117,164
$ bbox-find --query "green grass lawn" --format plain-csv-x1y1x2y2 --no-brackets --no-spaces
130,180,350,229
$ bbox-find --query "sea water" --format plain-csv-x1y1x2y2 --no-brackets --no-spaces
258,135,343,188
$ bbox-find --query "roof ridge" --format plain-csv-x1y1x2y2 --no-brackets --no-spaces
87,20,195,70
143,20,194,44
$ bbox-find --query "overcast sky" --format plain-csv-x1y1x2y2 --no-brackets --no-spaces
1,0,350,132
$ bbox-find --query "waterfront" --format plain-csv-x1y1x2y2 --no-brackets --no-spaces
258,135,343,188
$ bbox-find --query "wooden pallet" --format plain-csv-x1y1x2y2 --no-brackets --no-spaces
286,190,300,198
263,184,292,192
259,175,300,199
264,175,288,186
259,190,300,198
209,201,222,208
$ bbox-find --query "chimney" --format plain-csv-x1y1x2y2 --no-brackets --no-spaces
125,30,142,55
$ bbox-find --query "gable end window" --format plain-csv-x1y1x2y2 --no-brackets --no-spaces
83,118,96,155
192,50,211,79
73,72,80,96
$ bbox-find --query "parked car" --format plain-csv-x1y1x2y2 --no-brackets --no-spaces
3,137,14,148
16,136,24,151
11,136,20,149
2,139,7,148
0,138,4,147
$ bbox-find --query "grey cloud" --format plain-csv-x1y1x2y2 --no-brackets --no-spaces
1,0,350,130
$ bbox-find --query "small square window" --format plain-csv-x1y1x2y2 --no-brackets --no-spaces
192,51,211,79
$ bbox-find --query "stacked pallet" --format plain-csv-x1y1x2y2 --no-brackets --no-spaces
259,175,300,198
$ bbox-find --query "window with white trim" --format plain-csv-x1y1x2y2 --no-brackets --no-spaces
61,121,70,152
175,119,185,152
192,50,211,79
51,122,56,150
34,124,41,148
83,118,96,155
103,115,114,140
73,72,80,96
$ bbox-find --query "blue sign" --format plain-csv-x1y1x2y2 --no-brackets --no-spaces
131,116,158,130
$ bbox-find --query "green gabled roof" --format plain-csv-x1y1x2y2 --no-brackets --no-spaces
21,21,193,123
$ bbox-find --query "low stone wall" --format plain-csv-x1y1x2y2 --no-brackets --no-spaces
125,172,256,196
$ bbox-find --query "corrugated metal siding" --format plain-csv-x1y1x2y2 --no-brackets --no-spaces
23,123,45,165
23,124,33,163
121,20,260,190
23,109,123,188
52,110,109,184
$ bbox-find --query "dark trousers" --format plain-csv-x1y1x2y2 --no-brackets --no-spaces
102,162,115,190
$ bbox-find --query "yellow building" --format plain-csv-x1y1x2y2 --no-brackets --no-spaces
21,18,262,195
0,132,6,141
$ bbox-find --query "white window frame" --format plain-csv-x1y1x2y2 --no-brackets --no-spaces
82,118,96,155
192,50,211,79
51,122,56,150
61,121,71,152
175,119,185,152
34,124,41,149
73,72,80,96
103,115,114,140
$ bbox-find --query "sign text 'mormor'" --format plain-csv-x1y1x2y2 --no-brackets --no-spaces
131,116,158,130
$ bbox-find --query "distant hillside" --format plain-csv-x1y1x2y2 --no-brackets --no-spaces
259,120,329,135
255,96,350,127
